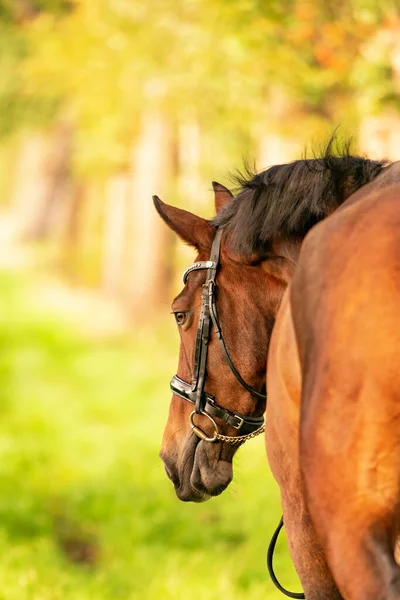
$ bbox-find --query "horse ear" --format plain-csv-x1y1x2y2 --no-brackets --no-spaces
153,196,215,250
212,181,233,213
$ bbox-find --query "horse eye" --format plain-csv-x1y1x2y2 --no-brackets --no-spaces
174,312,188,326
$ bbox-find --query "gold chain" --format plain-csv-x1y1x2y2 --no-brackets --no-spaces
190,410,265,446
215,424,265,446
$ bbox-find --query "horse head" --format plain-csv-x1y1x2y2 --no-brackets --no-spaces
154,183,293,501
154,147,385,504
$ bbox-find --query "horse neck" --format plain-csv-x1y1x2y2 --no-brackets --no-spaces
270,236,303,268
338,160,400,210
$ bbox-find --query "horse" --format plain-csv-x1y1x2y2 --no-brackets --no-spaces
154,148,399,597
268,180,400,600
216,160,400,600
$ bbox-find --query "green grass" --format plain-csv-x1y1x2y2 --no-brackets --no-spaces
0,270,300,599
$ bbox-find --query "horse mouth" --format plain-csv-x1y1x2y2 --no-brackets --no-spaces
162,435,234,503
176,481,212,503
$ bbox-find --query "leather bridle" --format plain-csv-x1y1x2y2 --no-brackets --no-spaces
170,228,266,446
170,227,305,598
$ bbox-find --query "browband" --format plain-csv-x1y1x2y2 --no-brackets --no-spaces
183,261,216,284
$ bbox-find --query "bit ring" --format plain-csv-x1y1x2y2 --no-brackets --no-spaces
189,410,219,442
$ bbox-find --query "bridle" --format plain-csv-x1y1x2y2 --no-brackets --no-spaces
170,228,266,446
169,227,305,598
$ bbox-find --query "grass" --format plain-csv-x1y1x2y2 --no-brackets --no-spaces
0,269,301,599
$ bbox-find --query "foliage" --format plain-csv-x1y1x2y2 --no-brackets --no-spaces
0,0,72,136
0,268,299,599
1,5,399,594
1,0,400,173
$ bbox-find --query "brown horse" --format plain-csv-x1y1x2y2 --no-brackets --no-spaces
155,150,398,597
221,162,400,600
273,180,400,600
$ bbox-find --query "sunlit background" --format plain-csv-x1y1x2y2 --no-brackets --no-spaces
0,1,399,598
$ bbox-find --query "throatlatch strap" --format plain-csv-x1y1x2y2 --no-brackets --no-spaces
209,284,266,402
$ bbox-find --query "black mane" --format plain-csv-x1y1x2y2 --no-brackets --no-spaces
212,143,386,255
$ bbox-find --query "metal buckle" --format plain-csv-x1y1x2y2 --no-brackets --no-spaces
190,411,218,443
231,415,244,430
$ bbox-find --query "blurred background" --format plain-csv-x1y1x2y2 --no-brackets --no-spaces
0,0,400,598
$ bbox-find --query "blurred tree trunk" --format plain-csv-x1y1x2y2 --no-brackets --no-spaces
129,106,174,317
102,174,129,295
61,180,85,280
32,121,74,240
359,113,400,161
11,122,74,241
177,116,202,210
258,133,300,168
257,88,303,169
11,132,50,237
358,22,400,162
74,180,105,286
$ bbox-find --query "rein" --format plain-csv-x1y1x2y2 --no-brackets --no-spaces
267,517,305,599
170,227,304,599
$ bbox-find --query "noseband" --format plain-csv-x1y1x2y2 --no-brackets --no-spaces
170,228,266,446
